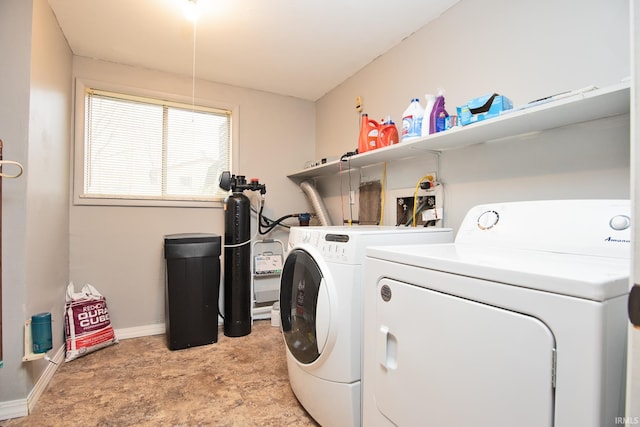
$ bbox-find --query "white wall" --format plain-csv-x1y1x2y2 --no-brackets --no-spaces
0,0,71,409
25,0,72,386
0,0,33,404
315,0,630,231
69,58,315,332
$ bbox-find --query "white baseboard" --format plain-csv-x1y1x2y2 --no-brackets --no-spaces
0,345,64,421
0,398,28,421
114,323,166,340
114,321,231,340
27,345,65,413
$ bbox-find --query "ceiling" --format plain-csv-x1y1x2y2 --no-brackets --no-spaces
47,0,459,101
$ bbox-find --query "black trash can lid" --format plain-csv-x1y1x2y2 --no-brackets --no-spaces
164,233,220,244
164,233,221,259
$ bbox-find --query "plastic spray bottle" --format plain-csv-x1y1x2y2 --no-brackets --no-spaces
401,98,424,141
421,94,437,137
430,90,449,134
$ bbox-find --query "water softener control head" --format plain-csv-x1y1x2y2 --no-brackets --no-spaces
219,171,266,194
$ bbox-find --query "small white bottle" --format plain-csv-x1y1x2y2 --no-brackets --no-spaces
402,98,424,141
421,94,437,137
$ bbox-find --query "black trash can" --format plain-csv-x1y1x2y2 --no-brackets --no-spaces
164,233,221,350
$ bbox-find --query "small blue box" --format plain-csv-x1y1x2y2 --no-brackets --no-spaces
456,93,513,126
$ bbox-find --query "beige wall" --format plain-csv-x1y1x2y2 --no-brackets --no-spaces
24,0,72,387
0,0,632,416
0,0,72,408
69,58,315,332
0,0,33,405
1,2,315,411
315,0,630,231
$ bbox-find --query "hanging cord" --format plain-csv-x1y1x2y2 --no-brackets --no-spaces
338,150,358,225
191,10,197,110
341,156,354,225
348,157,354,223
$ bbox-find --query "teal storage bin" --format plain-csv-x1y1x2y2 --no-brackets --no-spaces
32,312,52,354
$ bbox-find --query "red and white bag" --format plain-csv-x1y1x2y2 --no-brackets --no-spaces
64,282,117,362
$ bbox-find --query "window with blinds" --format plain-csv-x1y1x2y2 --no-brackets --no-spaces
81,88,231,203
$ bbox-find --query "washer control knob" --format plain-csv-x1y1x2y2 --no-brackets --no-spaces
609,215,631,231
477,210,500,230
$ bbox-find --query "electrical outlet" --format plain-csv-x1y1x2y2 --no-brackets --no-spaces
419,172,439,191
355,96,362,112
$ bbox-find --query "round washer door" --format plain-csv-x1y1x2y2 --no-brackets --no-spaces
280,248,331,364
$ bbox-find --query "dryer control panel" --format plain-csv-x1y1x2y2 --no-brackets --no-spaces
456,199,631,259
288,226,454,265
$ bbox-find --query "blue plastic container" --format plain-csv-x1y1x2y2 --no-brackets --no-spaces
31,312,52,354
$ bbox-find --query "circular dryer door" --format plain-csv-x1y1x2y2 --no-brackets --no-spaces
280,248,330,364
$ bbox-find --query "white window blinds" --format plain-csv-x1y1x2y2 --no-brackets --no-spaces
83,88,231,202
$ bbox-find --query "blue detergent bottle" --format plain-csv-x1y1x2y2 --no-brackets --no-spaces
402,98,424,141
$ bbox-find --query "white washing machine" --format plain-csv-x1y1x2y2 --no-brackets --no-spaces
362,200,631,427
279,226,453,427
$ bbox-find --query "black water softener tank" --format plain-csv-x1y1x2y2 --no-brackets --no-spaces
220,172,266,337
223,188,252,337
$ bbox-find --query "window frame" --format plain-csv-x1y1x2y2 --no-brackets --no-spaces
73,78,239,207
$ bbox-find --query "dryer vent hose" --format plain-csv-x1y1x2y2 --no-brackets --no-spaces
300,180,332,226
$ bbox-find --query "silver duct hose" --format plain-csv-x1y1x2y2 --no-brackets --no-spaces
300,180,332,226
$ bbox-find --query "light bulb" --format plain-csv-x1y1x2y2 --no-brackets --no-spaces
184,0,199,22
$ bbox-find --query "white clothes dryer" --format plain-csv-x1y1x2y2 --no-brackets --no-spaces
363,200,631,427
280,226,453,427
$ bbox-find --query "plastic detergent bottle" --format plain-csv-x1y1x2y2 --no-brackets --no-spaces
430,91,449,134
358,113,380,153
402,98,424,141
377,117,399,147
421,94,437,137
